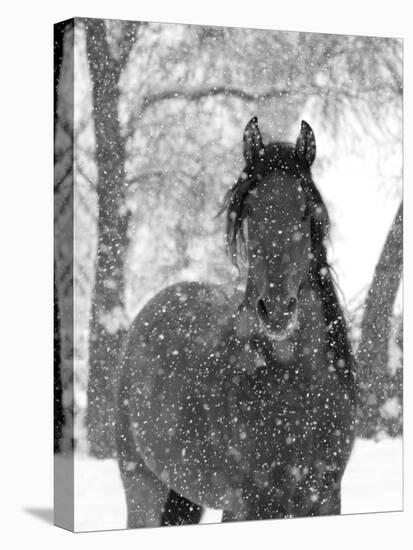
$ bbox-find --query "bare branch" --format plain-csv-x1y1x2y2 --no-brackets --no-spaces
125,168,200,188
117,21,140,72
54,161,73,192
123,81,401,141
75,162,97,189
140,85,291,115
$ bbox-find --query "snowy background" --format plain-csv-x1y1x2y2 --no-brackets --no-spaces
53,18,403,530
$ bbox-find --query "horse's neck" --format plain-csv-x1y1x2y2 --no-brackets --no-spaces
295,279,327,364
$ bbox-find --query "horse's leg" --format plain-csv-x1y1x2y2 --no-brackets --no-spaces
222,510,237,522
119,452,169,529
222,506,285,522
161,489,203,526
222,482,288,522
116,381,202,528
318,483,341,515
116,383,169,528
308,473,342,517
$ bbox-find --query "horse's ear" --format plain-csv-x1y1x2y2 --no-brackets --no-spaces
295,121,316,167
243,116,264,163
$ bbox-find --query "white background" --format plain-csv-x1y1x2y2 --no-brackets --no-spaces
0,0,411,548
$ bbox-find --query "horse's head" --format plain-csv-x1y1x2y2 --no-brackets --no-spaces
226,117,326,341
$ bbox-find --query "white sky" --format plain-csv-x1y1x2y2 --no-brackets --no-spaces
310,124,402,308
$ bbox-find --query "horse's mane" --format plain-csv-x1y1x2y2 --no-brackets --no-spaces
219,142,356,395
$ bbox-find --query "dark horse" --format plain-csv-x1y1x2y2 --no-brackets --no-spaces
116,118,357,527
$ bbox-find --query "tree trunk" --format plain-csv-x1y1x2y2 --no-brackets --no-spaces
54,19,75,454
54,20,65,455
54,277,64,452
357,201,403,437
85,19,136,457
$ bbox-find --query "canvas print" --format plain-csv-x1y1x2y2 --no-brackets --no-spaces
54,18,403,532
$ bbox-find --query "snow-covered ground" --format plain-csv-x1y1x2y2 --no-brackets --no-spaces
73,437,402,532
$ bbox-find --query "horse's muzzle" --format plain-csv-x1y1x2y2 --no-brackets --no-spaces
255,297,298,341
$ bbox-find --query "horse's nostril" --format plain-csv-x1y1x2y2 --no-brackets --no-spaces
288,297,297,314
255,298,269,323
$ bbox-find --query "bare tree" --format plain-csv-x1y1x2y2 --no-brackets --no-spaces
54,19,65,455
54,19,75,454
85,19,138,457
357,202,403,437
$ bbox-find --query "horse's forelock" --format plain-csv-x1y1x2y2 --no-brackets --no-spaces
221,167,329,270
218,172,255,268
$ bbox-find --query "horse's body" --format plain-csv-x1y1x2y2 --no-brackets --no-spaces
116,118,357,527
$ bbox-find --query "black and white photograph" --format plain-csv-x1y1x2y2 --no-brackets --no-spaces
52,16,403,532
